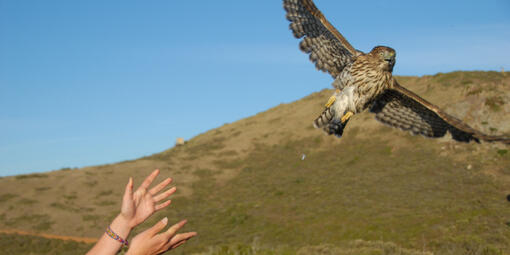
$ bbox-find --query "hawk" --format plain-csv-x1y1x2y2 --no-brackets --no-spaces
283,0,510,144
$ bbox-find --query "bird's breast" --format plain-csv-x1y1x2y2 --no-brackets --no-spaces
352,71,392,112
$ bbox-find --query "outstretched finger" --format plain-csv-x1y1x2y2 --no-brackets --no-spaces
123,177,133,202
162,219,187,239
170,239,187,250
167,232,197,249
154,187,176,202
155,200,172,211
149,177,172,195
164,232,196,251
170,232,197,246
139,169,160,190
147,217,168,236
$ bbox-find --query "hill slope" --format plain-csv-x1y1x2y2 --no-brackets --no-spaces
1,71,510,254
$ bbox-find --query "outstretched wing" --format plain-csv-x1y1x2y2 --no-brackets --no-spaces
370,81,510,144
283,0,358,78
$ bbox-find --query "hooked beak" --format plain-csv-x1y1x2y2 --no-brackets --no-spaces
384,52,395,65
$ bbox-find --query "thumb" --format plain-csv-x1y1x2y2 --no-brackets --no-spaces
147,217,168,236
123,177,133,202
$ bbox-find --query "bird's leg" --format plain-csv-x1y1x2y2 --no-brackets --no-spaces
341,111,354,124
325,89,341,107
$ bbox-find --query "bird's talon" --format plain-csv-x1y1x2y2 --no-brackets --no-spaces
325,95,336,108
341,111,354,123
324,89,341,108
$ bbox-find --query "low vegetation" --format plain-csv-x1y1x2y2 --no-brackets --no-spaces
0,233,93,255
0,71,509,254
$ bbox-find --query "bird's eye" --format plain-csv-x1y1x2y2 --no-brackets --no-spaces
380,52,383,56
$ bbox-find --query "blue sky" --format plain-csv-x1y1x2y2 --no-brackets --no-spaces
1,0,509,176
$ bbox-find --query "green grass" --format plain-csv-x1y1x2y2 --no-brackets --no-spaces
296,241,435,255
64,193,77,200
82,214,101,226
50,202,94,214
0,193,18,203
83,180,98,187
184,136,228,156
218,150,239,157
95,200,116,206
485,96,505,112
17,198,37,205
467,87,484,96
5,214,54,231
192,243,294,255
35,186,52,192
15,173,48,180
193,169,215,178
0,233,92,255
134,136,510,255
95,189,114,197
50,202,80,213
0,235,441,255
1,71,509,255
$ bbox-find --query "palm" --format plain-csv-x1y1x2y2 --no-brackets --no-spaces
121,169,175,228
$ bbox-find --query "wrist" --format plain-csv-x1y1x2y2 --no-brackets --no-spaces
110,214,133,239
118,213,136,229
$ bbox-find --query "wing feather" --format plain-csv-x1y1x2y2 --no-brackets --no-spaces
370,81,510,144
283,0,357,78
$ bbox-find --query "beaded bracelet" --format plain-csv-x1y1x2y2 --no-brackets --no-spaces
106,226,129,247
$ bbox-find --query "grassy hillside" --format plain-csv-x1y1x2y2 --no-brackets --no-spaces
0,71,509,254
0,233,93,255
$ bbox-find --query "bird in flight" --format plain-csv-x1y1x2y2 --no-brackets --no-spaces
283,0,510,144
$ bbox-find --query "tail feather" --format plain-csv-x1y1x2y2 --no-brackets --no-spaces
313,107,349,138
313,107,334,128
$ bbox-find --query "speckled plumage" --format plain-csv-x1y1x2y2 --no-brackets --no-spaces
284,0,510,144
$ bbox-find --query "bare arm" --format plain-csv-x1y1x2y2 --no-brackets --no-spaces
86,169,175,255
125,218,197,255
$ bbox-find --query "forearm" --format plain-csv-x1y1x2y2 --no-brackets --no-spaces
86,214,132,255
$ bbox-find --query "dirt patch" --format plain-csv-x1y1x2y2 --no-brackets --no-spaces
0,229,97,244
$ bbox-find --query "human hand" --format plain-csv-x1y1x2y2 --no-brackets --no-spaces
126,217,197,255
121,169,176,228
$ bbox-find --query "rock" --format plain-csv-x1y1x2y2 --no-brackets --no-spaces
176,137,185,146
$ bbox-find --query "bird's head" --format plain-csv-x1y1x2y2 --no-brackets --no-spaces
370,46,396,72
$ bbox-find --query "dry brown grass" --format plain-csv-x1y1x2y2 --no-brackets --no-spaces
0,71,509,254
